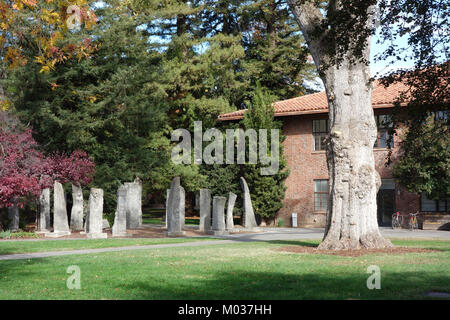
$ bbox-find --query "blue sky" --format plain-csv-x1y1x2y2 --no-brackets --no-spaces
370,31,415,77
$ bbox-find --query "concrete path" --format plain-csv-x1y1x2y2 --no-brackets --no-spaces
218,227,450,241
0,240,235,261
0,227,447,261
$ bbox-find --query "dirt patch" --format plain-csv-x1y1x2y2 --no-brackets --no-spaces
277,245,437,257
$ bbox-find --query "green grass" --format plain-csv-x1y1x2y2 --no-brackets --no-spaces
0,231,40,239
0,239,449,299
0,237,216,255
142,217,200,226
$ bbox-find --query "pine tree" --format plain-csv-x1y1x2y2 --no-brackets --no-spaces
241,83,289,223
239,0,318,101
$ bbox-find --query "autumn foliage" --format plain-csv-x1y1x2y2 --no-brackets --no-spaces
0,0,97,71
0,111,95,208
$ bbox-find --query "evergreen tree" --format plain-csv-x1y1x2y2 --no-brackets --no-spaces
241,83,289,223
5,2,175,212
3,0,313,216
239,0,317,101
392,113,449,200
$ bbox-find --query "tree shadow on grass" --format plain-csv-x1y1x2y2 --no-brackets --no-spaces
114,269,450,300
0,258,49,285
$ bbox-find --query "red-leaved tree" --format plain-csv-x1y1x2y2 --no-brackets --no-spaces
0,111,95,208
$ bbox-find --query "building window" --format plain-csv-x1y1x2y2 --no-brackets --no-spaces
435,110,449,122
421,193,450,212
374,115,393,148
313,119,328,151
314,179,328,211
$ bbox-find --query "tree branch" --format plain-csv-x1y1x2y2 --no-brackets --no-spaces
287,0,327,69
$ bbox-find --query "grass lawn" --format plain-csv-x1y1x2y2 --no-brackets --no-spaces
142,217,201,226
0,239,449,299
0,237,216,255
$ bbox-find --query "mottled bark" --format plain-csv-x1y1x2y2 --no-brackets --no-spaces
288,0,393,249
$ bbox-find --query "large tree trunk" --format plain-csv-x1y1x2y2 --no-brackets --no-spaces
319,58,393,249
288,0,393,249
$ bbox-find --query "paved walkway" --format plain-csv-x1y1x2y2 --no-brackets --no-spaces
0,240,235,261
0,227,448,261
217,227,450,242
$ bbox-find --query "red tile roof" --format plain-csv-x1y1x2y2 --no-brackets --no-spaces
218,80,409,121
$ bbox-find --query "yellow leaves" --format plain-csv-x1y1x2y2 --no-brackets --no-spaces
41,8,61,25
40,66,51,74
12,2,23,10
1,1,98,73
35,55,55,74
35,55,45,65
5,47,27,69
0,99,12,111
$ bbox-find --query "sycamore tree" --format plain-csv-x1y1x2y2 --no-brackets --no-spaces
377,1,449,204
287,0,448,249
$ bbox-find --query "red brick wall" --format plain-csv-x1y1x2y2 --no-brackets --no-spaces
277,109,420,227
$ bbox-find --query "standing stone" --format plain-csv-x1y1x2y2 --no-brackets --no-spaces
210,196,228,235
70,184,84,231
180,186,185,230
8,206,19,232
46,181,71,237
226,192,237,231
166,177,186,236
38,188,51,232
112,185,129,237
194,193,200,210
162,189,170,227
199,189,211,232
86,188,107,239
125,179,143,229
240,177,258,229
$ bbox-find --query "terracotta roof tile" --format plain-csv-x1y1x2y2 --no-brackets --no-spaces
218,80,410,121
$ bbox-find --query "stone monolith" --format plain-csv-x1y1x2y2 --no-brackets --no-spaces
8,206,19,232
210,196,228,235
125,179,143,229
240,177,258,229
46,181,71,237
199,189,211,232
86,188,107,239
226,192,237,231
112,185,129,237
70,184,84,231
38,188,51,232
166,177,185,236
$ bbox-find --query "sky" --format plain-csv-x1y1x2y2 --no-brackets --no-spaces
370,31,415,77
307,28,417,91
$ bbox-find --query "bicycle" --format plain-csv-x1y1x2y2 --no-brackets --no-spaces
391,211,402,229
408,211,420,231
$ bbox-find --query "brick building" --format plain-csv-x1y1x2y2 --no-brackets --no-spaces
219,81,449,229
